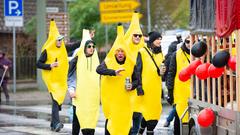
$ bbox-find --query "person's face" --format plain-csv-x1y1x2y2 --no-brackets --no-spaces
185,38,190,49
56,39,63,48
90,30,95,39
132,33,142,44
0,53,3,58
143,36,149,42
177,36,182,43
153,37,162,47
115,49,125,62
86,43,95,55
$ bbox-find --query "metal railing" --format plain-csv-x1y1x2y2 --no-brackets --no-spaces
9,56,37,80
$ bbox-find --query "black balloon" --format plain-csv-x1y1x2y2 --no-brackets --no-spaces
191,41,207,57
212,50,230,68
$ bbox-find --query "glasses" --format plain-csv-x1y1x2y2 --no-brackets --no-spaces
185,40,190,44
87,45,95,49
133,34,142,38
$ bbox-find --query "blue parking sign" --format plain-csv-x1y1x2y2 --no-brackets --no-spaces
4,0,23,16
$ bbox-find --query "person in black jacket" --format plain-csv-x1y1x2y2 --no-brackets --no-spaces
68,40,98,135
136,31,166,135
163,34,182,127
96,48,138,135
37,34,81,132
0,50,11,103
36,35,66,132
163,34,182,82
166,36,190,135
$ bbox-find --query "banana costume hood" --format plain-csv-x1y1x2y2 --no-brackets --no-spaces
41,20,69,105
124,11,145,64
101,24,133,135
124,12,145,112
74,29,100,129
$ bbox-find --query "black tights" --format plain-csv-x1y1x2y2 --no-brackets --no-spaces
174,112,180,135
0,82,9,102
72,106,95,135
82,128,95,135
138,117,158,135
105,119,110,135
72,106,80,135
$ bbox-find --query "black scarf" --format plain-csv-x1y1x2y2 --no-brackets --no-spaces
181,43,190,54
147,43,162,54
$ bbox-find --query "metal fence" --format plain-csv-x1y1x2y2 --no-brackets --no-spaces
8,52,107,81
9,56,37,80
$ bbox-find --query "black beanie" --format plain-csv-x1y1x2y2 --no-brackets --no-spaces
148,31,162,44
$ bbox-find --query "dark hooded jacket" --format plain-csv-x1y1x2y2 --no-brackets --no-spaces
166,42,190,103
0,51,12,82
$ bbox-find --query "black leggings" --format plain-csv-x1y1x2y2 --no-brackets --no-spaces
72,106,95,135
0,81,9,101
105,119,110,135
139,117,158,135
174,112,180,135
72,106,80,135
82,128,95,135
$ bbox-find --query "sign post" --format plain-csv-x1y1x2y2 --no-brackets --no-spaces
4,0,24,93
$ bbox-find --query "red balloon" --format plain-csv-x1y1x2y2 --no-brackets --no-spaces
187,59,202,75
195,63,211,80
208,64,224,78
228,56,236,71
179,68,191,82
198,108,215,127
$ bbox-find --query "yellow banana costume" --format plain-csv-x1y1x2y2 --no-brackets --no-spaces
174,48,190,123
74,29,100,129
101,24,133,135
124,12,145,113
138,47,164,120
41,20,69,105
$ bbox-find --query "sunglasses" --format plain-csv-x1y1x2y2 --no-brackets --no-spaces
133,34,142,38
87,45,95,48
185,40,190,44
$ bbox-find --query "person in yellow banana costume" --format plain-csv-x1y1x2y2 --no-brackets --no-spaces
67,29,100,135
135,31,166,135
36,19,69,132
166,36,191,135
124,11,145,135
96,23,136,135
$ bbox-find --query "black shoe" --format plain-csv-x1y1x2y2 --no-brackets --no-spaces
54,123,64,132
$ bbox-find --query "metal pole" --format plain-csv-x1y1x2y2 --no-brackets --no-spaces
63,0,67,12
37,0,47,91
147,0,151,33
13,24,16,93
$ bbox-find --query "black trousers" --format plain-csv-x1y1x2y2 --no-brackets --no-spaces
130,112,142,135
174,111,180,135
0,81,9,102
50,94,61,128
139,117,158,135
72,105,95,135
72,105,80,135
105,119,110,135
